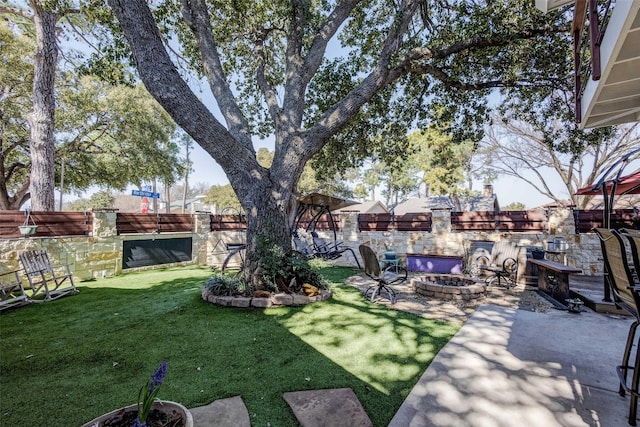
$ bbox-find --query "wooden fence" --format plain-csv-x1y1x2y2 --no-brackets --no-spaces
210,214,247,231
0,211,92,238
0,209,636,238
358,213,432,232
210,213,339,231
116,213,193,234
207,209,639,234
573,209,637,233
451,210,548,232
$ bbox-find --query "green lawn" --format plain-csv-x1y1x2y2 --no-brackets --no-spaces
0,266,458,426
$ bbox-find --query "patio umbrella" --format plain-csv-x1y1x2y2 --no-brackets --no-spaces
575,170,640,196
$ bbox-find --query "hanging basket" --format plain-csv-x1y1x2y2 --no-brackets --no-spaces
18,225,38,236
19,210,38,237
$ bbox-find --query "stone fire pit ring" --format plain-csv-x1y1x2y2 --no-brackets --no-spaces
411,274,486,302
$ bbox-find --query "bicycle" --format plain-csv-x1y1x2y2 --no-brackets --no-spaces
221,243,246,276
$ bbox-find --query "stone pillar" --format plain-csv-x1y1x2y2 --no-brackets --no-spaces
547,208,575,235
92,211,118,238
431,208,452,234
193,212,212,265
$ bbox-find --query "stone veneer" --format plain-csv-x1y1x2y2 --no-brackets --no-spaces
201,288,332,308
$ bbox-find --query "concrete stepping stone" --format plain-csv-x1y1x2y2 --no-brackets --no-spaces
283,388,373,427
189,395,250,427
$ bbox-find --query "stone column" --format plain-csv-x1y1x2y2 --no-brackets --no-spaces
193,212,212,265
431,208,452,234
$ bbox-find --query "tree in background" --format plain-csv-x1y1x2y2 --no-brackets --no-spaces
101,0,573,278
409,126,479,210
478,117,639,209
204,184,242,213
502,202,526,211
0,18,183,209
0,19,32,210
65,189,114,211
351,126,482,208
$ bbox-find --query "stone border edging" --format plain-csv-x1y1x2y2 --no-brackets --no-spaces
201,288,332,308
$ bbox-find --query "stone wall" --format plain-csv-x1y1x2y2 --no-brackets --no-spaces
310,209,604,280
0,211,212,281
0,208,606,281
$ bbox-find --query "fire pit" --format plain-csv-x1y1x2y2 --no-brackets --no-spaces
411,274,486,302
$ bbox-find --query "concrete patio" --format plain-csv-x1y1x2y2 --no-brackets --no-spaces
389,304,634,426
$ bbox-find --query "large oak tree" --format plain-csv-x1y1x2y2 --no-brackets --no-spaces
105,0,572,277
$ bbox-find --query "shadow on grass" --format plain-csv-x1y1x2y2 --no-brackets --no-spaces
0,266,457,426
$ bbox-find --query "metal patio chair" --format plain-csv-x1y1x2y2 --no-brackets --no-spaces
359,244,407,304
473,240,521,288
595,228,640,426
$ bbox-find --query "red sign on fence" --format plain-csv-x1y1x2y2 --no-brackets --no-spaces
140,197,149,214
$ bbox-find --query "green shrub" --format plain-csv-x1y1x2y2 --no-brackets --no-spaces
203,273,249,296
257,227,330,292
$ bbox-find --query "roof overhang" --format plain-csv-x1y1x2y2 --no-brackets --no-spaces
579,1,640,128
534,0,574,13
536,0,640,129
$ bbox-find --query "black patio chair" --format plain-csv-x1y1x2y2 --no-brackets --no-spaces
358,244,407,304
595,228,640,426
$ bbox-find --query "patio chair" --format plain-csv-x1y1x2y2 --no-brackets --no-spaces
310,231,362,269
359,245,407,304
622,229,640,282
0,270,29,311
19,250,78,302
473,240,521,288
595,228,640,425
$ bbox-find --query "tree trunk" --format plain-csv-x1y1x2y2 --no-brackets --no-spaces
240,184,297,282
28,1,57,211
164,180,171,213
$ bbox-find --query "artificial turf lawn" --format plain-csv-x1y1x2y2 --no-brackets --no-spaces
0,265,459,426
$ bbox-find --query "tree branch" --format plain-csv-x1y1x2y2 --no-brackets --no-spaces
107,0,258,183
394,25,570,91
255,28,283,128
180,0,253,151
304,0,420,153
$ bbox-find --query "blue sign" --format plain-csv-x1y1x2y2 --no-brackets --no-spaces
132,190,160,199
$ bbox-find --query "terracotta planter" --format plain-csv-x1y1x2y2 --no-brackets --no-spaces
82,400,193,427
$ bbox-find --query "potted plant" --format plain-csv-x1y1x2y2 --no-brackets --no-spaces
83,361,193,427
531,246,545,260
383,242,396,260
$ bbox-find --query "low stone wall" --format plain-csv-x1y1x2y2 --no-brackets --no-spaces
0,208,606,282
0,211,210,281
309,210,604,280
201,288,332,308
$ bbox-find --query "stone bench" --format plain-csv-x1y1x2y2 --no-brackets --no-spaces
528,259,582,302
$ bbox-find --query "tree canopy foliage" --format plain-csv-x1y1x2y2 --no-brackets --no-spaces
0,18,184,209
